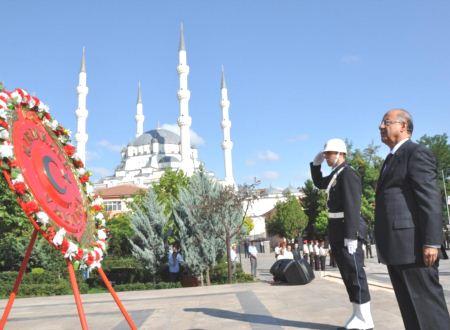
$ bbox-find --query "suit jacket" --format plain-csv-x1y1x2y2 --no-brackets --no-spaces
310,162,362,243
375,140,443,265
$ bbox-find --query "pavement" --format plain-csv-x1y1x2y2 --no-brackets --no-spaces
0,246,449,329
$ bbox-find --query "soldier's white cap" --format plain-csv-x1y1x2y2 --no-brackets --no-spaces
323,138,347,154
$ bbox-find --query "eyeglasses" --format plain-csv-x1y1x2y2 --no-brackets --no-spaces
380,119,404,126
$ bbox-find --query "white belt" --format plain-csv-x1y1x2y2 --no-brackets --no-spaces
328,212,344,219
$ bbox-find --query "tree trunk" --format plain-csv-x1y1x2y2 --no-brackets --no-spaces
206,267,211,286
200,272,204,286
226,233,232,284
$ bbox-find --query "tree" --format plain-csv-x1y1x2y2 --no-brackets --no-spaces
267,194,308,240
0,178,33,271
173,170,224,285
417,133,450,223
301,179,323,236
129,188,168,281
152,168,190,244
107,213,133,257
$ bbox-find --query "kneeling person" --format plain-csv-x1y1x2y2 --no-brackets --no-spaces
310,138,374,330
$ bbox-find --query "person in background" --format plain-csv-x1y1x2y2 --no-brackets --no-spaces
302,240,309,262
319,241,328,276
230,243,238,277
313,240,320,271
260,240,265,253
284,245,294,260
293,243,301,260
168,245,184,282
248,241,258,278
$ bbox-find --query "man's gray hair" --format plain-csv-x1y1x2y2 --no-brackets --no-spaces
395,109,414,134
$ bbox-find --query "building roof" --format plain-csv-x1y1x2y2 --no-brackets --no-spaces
131,128,181,146
95,184,145,199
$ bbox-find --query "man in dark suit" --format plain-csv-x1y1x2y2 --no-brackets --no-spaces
375,109,450,329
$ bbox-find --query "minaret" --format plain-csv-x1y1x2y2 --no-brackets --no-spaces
177,23,193,175
75,47,89,164
135,81,144,137
220,67,235,185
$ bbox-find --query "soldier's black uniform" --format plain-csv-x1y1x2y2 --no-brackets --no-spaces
310,161,370,304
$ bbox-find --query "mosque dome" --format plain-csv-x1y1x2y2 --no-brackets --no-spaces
131,128,180,146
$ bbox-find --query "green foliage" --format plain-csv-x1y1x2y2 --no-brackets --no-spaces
174,170,224,278
152,168,190,216
267,194,308,239
0,270,88,298
107,213,133,256
130,188,168,279
112,282,181,292
209,260,254,284
242,216,254,236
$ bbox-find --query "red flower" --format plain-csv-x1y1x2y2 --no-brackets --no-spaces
75,248,84,260
73,159,84,168
86,253,94,266
94,250,101,261
44,112,51,120
63,145,76,157
79,174,89,184
23,201,39,215
46,227,56,241
92,205,102,212
13,182,27,195
0,120,8,129
60,239,70,254
8,160,18,168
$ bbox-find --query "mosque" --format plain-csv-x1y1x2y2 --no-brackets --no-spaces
74,24,234,190
72,25,302,240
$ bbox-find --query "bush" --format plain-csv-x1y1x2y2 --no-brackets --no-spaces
0,270,88,298
113,282,181,292
210,261,254,284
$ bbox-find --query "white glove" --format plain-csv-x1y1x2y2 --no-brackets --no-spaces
344,238,358,255
312,152,325,166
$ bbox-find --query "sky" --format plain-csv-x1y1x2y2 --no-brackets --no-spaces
1,1,450,189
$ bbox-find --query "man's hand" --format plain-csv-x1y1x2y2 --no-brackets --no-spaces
423,246,438,267
313,152,325,166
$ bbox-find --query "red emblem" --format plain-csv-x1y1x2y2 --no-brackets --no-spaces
12,107,87,241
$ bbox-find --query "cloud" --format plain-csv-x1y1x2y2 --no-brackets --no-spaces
341,55,361,64
97,139,124,153
257,150,280,162
262,171,280,180
245,159,256,166
90,166,112,177
86,150,100,161
160,123,205,147
287,133,309,143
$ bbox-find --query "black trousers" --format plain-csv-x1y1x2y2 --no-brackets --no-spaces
331,240,370,304
387,263,450,330
320,256,326,271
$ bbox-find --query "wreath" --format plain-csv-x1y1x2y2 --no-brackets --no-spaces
0,86,107,271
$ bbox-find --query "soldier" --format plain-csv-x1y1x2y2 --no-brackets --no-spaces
311,138,374,330
302,239,309,262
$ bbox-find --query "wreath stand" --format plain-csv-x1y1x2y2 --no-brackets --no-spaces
0,228,137,329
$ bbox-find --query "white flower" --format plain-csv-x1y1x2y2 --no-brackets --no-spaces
94,247,104,259
12,174,24,184
95,212,104,220
0,100,7,111
50,119,58,130
64,242,79,259
38,103,49,113
92,197,103,206
0,129,9,140
27,97,35,108
97,229,107,240
77,168,86,176
97,240,106,251
10,90,23,103
85,183,94,195
36,211,49,225
52,228,66,246
0,144,13,158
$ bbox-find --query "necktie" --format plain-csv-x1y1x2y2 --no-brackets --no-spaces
381,153,394,176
